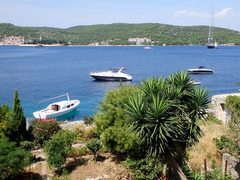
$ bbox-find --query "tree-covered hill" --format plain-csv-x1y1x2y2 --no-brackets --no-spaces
0,23,240,45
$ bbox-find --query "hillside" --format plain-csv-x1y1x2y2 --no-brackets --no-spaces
0,23,240,45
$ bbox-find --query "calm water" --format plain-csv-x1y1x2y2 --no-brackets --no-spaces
0,45,240,120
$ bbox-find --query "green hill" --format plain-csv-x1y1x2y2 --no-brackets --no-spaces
0,23,240,45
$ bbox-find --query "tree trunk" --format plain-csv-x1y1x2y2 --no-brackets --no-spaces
166,156,187,180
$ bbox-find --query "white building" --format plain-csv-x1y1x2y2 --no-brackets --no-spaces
128,37,152,45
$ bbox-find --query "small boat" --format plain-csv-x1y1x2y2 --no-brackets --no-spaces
187,66,214,74
33,93,80,119
191,81,201,85
90,67,133,81
144,46,153,50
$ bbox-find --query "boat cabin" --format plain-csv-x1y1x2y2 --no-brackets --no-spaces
51,104,59,111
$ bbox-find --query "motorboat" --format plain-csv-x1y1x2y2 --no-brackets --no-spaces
144,46,153,50
90,67,133,81
187,66,214,74
191,81,201,85
33,93,80,119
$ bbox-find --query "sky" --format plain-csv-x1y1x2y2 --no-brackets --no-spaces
0,0,240,31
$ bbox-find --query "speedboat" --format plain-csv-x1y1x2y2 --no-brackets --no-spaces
90,67,133,81
144,46,153,50
187,66,214,74
33,93,80,119
191,81,201,85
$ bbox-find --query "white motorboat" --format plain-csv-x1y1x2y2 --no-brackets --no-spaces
191,81,201,85
33,93,80,119
144,46,153,50
90,67,133,81
187,66,214,74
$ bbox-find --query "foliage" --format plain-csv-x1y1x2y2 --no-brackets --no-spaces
125,72,210,178
226,96,240,134
67,146,89,158
86,138,101,161
214,136,239,155
8,91,27,143
19,140,35,151
124,156,163,180
83,116,94,126
94,85,142,155
0,136,32,179
44,130,75,173
205,168,233,180
32,118,60,147
1,23,240,45
0,104,11,136
73,124,98,142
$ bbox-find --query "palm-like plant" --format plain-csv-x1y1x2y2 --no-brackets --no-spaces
125,72,210,179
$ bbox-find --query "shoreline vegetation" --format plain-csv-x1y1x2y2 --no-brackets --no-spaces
0,44,239,47
0,23,240,46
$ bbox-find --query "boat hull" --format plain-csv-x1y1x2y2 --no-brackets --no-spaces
91,75,132,81
207,45,217,49
187,70,214,74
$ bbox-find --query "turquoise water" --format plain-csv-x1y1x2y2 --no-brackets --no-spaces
0,45,240,120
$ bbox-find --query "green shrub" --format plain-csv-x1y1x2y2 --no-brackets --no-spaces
124,156,163,180
214,136,239,155
19,140,35,150
83,116,94,126
32,119,60,147
84,126,99,141
86,138,101,161
205,168,233,180
44,130,75,174
67,146,89,158
94,85,141,155
0,136,32,179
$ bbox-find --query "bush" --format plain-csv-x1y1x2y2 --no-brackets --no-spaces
205,168,233,180
124,156,163,180
32,119,60,147
94,85,141,155
67,146,89,158
0,136,32,179
86,138,101,161
83,116,94,126
214,136,239,155
19,140,35,150
73,124,98,142
44,130,75,174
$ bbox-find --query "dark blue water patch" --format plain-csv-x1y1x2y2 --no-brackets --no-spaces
0,45,240,120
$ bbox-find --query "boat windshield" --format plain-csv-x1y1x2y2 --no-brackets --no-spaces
109,67,125,72
198,66,205,69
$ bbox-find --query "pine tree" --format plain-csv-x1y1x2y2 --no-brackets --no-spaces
10,91,26,143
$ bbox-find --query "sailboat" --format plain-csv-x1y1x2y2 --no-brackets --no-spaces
207,9,218,48
33,93,80,119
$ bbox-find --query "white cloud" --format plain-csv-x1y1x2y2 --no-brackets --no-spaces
175,10,207,18
215,7,233,18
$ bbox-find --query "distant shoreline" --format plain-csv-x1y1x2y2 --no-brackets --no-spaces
0,44,239,47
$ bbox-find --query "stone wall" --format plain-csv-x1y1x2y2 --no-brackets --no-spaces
222,153,240,179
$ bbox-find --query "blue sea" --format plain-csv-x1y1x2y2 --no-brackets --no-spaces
0,45,240,120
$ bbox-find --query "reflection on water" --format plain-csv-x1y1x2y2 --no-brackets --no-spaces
57,109,79,121
91,81,133,92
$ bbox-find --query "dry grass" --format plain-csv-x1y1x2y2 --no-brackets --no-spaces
188,120,229,171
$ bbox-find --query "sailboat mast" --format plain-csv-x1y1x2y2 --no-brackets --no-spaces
207,7,217,48
208,8,214,44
